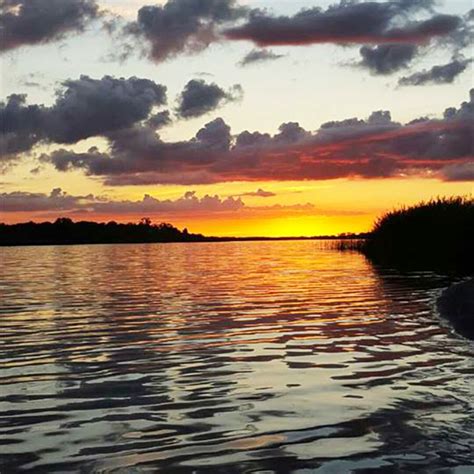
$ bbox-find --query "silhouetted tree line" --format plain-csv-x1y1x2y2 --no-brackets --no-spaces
338,197,473,273
0,218,207,246
0,217,372,246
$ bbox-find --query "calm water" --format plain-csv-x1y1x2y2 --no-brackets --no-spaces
1,241,473,473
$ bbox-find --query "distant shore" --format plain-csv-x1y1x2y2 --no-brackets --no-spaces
0,218,369,247
437,279,474,340
0,234,365,247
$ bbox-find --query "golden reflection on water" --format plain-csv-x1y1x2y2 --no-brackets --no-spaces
1,241,473,472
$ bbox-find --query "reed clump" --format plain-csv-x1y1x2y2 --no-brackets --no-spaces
352,196,473,272
334,239,366,252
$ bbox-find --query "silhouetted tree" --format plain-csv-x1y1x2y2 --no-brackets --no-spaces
0,219,206,246
140,217,152,226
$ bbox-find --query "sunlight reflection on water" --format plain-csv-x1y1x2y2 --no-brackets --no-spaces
1,241,473,472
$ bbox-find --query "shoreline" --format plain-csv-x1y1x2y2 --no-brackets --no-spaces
0,236,364,247
437,279,474,340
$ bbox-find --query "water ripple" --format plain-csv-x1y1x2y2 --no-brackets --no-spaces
1,241,473,472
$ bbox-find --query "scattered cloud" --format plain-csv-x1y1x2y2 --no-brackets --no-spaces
1,188,83,212
238,188,276,198
224,1,462,47
194,72,214,78
176,79,243,119
17,73,48,89
18,80,42,88
0,188,244,214
125,0,248,62
117,0,471,67
239,48,285,67
1,188,317,218
0,0,99,53
359,44,418,75
399,57,472,85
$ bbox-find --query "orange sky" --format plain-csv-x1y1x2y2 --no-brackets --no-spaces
1,0,472,237
2,178,471,237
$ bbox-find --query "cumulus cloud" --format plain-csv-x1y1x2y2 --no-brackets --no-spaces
0,75,167,160
399,57,472,85
176,79,243,119
1,188,83,212
1,188,318,221
97,191,244,214
0,188,244,214
0,0,99,53
0,94,45,157
0,187,321,225
239,48,285,66
48,75,167,143
359,44,418,74
40,90,474,185
125,0,248,62
146,110,172,129
224,1,462,47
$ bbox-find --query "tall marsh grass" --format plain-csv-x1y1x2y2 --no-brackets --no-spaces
345,197,473,273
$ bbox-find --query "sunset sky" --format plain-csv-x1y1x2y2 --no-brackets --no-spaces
1,0,473,236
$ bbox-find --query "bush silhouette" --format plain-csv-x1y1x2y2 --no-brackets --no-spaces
344,197,473,273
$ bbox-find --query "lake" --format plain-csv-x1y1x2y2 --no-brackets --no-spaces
1,241,473,472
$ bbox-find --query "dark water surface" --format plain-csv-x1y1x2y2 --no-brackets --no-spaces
1,241,473,473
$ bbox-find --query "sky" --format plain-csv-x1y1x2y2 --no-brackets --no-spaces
1,0,473,237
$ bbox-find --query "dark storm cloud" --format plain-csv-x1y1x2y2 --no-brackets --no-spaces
176,80,243,119
399,57,472,85
223,1,462,47
126,0,248,62
239,49,285,66
0,75,167,162
0,0,99,53
359,44,418,74
41,90,474,185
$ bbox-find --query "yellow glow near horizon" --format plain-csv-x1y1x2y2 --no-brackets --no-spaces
169,214,374,238
2,177,471,237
